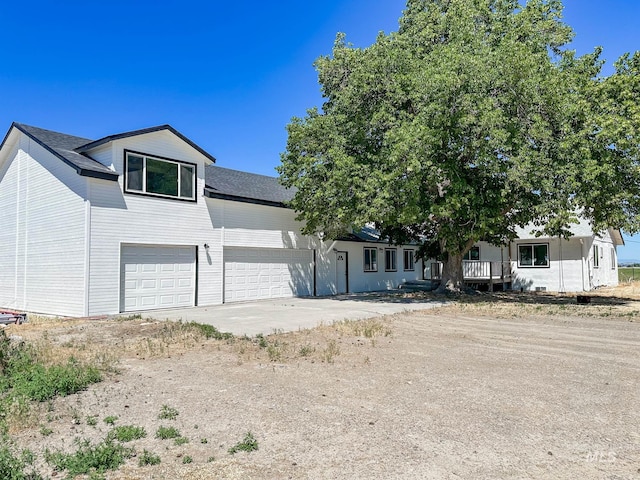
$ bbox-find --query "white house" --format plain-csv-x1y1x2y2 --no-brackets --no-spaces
0,123,425,316
0,123,623,317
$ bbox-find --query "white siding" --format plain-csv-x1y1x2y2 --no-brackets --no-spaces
318,242,424,296
87,131,219,315
0,133,87,316
511,237,586,292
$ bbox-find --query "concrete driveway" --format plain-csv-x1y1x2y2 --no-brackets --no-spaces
143,292,448,336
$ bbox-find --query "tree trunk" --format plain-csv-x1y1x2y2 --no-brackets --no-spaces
435,252,466,293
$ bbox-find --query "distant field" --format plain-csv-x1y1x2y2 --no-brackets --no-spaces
619,267,640,282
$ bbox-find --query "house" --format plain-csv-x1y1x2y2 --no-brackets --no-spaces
425,220,623,292
0,123,424,316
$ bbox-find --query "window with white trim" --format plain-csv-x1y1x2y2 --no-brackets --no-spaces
518,244,549,267
125,151,196,201
364,248,378,272
463,246,480,261
403,249,415,271
593,245,600,268
385,249,397,272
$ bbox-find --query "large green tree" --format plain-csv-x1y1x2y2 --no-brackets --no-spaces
278,0,640,291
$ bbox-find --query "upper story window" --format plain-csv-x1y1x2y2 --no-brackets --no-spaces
518,244,549,268
463,246,480,261
124,150,196,201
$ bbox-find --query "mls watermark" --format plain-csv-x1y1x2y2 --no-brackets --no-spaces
585,451,616,463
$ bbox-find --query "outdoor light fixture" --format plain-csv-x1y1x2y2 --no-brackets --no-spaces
204,243,210,249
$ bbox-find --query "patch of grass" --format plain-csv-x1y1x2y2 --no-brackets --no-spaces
107,425,146,442
0,441,42,480
39,425,53,436
138,449,161,466
298,344,314,357
321,340,340,363
103,415,118,426
182,455,193,464
1,331,102,403
200,438,208,444
228,432,259,455
86,415,98,427
266,341,285,362
158,404,179,420
186,322,234,341
45,438,133,478
207,456,215,462
174,436,189,446
155,426,181,440
255,334,268,348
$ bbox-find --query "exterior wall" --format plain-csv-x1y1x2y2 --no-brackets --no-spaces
511,237,586,292
586,230,619,289
86,131,218,315
327,242,424,295
0,133,87,316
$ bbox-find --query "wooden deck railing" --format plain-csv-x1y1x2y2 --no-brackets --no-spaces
430,261,511,282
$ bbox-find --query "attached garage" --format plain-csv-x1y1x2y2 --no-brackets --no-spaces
224,247,313,303
120,244,196,312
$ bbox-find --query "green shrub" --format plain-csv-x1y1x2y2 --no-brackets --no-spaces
158,404,179,420
182,455,193,464
0,441,42,480
103,415,118,425
138,449,161,466
228,432,259,455
174,436,189,446
107,425,146,442
155,426,181,440
45,438,133,477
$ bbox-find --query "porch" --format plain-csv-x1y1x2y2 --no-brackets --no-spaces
429,261,512,291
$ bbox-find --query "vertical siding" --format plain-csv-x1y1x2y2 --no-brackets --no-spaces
88,132,220,315
0,134,87,316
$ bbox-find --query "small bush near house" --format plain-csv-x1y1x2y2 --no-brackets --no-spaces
186,322,234,340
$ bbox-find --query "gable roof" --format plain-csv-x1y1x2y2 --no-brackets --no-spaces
5,123,119,181
204,165,294,207
76,124,217,164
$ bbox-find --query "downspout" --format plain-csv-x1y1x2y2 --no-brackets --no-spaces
83,179,92,316
580,238,586,292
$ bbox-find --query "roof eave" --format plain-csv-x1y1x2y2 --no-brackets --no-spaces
204,189,289,209
76,125,216,164
11,123,118,181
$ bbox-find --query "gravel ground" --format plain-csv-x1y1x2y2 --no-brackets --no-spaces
9,298,640,479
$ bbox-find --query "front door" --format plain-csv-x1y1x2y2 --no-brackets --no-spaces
336,251,348,294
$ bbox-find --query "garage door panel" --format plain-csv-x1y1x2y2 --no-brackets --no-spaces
224,247,313,303
121,245,195,312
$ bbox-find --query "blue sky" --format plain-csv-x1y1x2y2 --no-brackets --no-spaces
1,1,639,258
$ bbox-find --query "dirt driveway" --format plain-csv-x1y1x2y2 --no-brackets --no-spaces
9,294,640,479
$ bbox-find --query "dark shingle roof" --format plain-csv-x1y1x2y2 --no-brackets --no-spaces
11,123,119,180
204,165,294,207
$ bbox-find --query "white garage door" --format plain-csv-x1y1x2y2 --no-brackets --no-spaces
224,248,313,303
121,245,196,312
